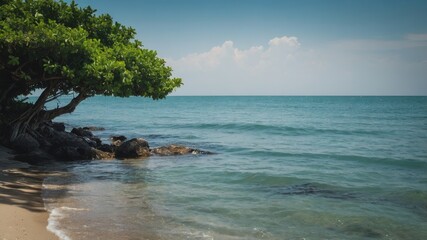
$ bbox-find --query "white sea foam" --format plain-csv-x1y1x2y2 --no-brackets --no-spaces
47,206,89,240
47,207,88,240
47,207,72,240
182,230,214,240
42,171,89,240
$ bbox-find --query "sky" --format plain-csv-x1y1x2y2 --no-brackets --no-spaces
70,0,427,95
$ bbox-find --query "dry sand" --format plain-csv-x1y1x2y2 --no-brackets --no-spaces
0,145,59,240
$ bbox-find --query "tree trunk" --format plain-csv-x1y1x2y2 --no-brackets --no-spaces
5,76,87,143
0,82,16,107
9,84,55,142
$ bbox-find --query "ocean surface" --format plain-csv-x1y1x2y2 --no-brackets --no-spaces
40,96,427,240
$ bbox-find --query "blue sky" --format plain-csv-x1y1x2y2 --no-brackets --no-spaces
71,0,427,95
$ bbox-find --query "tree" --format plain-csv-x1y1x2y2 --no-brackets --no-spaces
0,0,182,142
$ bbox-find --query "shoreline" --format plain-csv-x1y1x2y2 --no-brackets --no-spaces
0,145,59,240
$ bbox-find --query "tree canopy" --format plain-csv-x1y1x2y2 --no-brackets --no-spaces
0,0,182,140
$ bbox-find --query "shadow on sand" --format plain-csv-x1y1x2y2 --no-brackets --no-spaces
0,168,49,213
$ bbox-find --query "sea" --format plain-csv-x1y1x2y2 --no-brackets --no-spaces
39,96,427,240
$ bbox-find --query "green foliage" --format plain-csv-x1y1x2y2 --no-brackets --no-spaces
0,0,182,105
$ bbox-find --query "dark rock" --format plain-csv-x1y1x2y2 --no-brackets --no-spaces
111,135,127,142
112,140,123,147
51,122,65,132
48,130,90,150
71,127,93,138
83,126,105,131
92,137,102,146
35,127,54,149
82,136,102,148
111,136,127,147
39,126,93,161
92,148,115,160
83,137,98,147
38,124,56,138
11,134,40,153
115,138,150,159
14,150,55,165
151,144,213,156
71,127,102,148
98,144,115,153
51,145,93,161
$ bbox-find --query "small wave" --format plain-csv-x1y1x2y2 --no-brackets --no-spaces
237,149,427,169
58,206,89,211
182,230,214,240
331,154,427,169
47,207,72,240
47,207,89,240
175,122,288,133
174,122,384,137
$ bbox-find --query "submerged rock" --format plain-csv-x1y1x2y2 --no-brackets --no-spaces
115,138,150,159
276,183,356,200
151,144,213,156
83,126,105,131
92,148,115,160
343,224,383,238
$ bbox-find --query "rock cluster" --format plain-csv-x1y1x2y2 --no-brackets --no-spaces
10,122,212,164
150,144,212,156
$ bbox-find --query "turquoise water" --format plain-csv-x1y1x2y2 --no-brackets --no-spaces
42,96,427,239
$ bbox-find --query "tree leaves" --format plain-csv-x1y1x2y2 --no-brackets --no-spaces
1,0,182,111
7,55,19,66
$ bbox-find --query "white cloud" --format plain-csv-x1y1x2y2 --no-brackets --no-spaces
171,40,235,70
168,35,300,72
166,35,427,95
268,36,300,48
233,45,264,67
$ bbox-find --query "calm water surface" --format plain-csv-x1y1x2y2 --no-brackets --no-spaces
41,96,427,240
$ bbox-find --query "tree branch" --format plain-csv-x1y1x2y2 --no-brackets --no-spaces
28,76,65,85
42,92,87,121
11,82,54,124
41,76,65,81
12,60,32,73
45,90,66,103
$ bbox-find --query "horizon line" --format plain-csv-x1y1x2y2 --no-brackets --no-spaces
168,94,427,97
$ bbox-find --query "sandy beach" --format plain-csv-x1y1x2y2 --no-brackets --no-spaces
0,146,58,240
